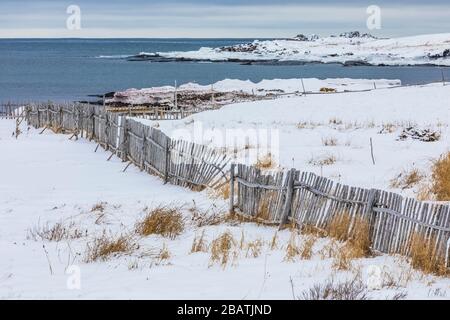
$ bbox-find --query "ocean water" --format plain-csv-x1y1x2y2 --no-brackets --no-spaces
0,38,448,102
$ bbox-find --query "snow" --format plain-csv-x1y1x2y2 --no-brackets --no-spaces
1,110,449,299
156,33,450,66
136,81,450,199
108,78,401,105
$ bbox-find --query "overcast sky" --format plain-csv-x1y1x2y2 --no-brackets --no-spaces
1,0,449,38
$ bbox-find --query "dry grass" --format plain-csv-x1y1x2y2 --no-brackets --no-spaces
189,206,225,228
255,153,275,170
390,168,424,190
322,137,338,146
135,206,184,239
190,230,208,254
308,154,337,166
326,213,372,270
157,244,171,263
299,236,317,260
246,238,263,258
284,232,301,262
209,231,238,268
320,87,337,93
329,117,343,125
270,232,279,250
431,152,450,201
84,233,138,263
91,202,107,213
409,232,449,276
27,221,87,242
300,277,368,300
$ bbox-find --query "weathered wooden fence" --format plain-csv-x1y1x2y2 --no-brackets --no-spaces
0,103,24,119
230,164,450,267
25,103,229,190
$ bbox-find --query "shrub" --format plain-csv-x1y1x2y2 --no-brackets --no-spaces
431,152,450,201
27,221,87,242
85,233,137,262
135,206,184,239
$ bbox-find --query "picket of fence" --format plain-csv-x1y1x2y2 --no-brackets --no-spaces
231,164,450,266
25,103,229,191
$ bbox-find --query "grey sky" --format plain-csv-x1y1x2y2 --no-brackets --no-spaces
1,0,449,38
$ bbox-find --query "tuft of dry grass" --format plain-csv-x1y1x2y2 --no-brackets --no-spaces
190,230,208,254
284,231,301,262
157,244,171,263
329,117,343,125
326,213,372,270
327,213,352,241
91,202,107,213
246,238,263,258
390,168,424,190
300,236,317,260
270,232,279,250
300,277,368,300
190,206,225,228
255,153,275,170
84,233,138,263
322,137,338,146
409,232,449,276
27,221,87,242
431,152,450,201
308,154,337,166
135,206,185,239
209,231,238,268
320,87,337,93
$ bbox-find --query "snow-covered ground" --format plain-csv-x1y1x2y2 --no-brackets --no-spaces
153,33,450,66
1,117,449,299
137,81,450,199
108,78,401,105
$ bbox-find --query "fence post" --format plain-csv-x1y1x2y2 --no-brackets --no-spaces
229,163,236,215
365,188,379,237
279,168,296,229
164,137,171,184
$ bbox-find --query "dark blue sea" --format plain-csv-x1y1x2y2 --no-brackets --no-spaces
0,38,448,102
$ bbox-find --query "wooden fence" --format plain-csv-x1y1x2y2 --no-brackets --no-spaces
230,164,450,267
25,102,229,190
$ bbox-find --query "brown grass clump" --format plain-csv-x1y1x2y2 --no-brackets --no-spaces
284,232,301,262
327,213,352,241
409,232,448,276
91,202,107,213
209,231,238,268
322,137,338,146
300,236,317,260
157,244,171,263
246,239,263,258
135,206,184,239
431,152,450,201
27,221,87,242
190,230,208,254
84,233,137,263
308,154,337,166
390,168,423,190
326,213,372,270
320,87,337,93
270,232,279,250
255,153,275,169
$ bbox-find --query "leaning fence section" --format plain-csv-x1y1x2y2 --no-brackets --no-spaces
231,164,450,267
25,103,229,191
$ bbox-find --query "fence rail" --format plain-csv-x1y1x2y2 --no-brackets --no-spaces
230,164,450,267
25,102,230,190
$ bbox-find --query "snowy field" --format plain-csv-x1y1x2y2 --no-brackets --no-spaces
155,33,450,66
0,117,449,299
137,80,450,199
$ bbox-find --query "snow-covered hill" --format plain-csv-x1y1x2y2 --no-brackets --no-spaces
153,33,450,66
